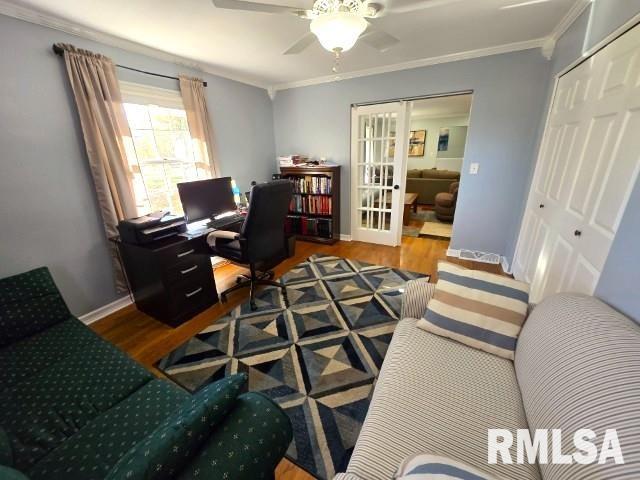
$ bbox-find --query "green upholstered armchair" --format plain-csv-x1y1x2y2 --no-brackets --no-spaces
0,267,292,480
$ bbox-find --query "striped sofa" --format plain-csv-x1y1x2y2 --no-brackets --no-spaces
334,278,640,480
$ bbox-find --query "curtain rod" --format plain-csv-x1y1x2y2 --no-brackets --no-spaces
52,44,207,87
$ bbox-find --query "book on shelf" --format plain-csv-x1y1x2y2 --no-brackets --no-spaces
285,215,333,239
289,194,332,215
287,175,332,194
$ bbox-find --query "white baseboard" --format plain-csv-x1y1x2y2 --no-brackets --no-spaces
501,256,513,275
339,234,352,241
79,296,132,325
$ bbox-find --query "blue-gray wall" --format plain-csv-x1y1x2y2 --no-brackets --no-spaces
0,14,275,316
273,50,551,257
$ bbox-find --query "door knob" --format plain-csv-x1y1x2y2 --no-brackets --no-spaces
393,185,400,190
574,230,582,237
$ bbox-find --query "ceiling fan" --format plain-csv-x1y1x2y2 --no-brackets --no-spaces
211,0,463,63
212,0,399,63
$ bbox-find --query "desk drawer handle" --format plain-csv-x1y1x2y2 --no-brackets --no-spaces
185,287,203,298
180,265,199,275
177,249,195,258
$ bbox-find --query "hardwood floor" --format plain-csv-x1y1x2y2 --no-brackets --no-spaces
91,236,502,480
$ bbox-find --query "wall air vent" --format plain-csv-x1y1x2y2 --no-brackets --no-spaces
459,250,501,265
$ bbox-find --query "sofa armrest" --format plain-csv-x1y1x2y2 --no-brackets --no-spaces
401,278,435,319
0,267,71,347
177,392,292,480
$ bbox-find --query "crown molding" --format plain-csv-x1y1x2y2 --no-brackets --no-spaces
539,0,591,61
0,0,270,90
0,0,588,95
549,0,591,42
272,37,546,92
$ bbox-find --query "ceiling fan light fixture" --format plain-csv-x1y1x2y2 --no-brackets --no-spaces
310,11,367,53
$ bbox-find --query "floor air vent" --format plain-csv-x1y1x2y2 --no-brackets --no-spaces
459,250,501,264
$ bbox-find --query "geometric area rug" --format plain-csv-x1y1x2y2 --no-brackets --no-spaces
157,254,429,479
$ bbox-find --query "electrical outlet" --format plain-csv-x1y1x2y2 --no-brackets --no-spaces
469,163,479,175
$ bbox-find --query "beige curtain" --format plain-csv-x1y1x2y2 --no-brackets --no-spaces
179,75,221,177
56,43,137,292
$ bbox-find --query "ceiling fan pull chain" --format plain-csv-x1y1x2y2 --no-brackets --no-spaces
332,49,341,73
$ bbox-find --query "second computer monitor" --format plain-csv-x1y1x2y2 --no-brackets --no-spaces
177,177,236,223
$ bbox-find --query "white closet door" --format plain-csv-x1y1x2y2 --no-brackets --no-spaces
514,24,640,303
350,102,409,246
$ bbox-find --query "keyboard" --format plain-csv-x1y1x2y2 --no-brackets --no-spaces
208,213,245,230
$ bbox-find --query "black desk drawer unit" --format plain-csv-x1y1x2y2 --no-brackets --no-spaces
116,235,218,327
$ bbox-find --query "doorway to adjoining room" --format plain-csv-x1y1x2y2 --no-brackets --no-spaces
349,93,472,247
403,94,471,240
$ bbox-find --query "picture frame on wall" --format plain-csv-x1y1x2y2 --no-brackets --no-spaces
408,130,426,157
438,128,450,152
388,129,427,157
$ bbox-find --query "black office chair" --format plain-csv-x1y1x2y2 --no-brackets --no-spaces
207,180,293,311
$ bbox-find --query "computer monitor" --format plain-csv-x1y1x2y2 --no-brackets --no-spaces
177,177,236,223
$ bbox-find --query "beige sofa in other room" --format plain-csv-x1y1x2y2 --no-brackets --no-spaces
405,169,460,205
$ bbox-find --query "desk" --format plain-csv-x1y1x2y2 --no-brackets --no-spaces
114,222,242,327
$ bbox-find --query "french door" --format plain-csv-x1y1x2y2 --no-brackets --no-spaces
350,102,410,246
513,24,640,303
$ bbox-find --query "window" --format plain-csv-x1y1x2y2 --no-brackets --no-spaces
120,82,211,216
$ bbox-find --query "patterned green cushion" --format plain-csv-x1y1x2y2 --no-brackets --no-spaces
1,339,153,471
0,465,29,480
177,392,293,480
0,267,71,347
106,374,247,480
0,427,12,466
0,318,102,391
26,379,189,480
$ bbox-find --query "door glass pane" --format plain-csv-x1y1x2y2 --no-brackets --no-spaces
388,115,397,138
355,110,399,234
383,212,391,231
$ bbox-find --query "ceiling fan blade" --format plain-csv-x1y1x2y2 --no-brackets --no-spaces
388,0,466,14
283,32,317,54
212,0,303,15
360,24,399,52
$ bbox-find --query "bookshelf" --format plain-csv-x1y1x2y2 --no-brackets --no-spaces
280,165,340,245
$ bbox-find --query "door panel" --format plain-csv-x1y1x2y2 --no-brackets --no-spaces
548,123,579,202
541,235,572,299
567,255,599,296
525,217,549,285
514,24,640,303
592,109,640,234
351,102,409,246
567,115,616,216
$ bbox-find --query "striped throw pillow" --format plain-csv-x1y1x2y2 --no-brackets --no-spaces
396,454,498,479
417,262,529,360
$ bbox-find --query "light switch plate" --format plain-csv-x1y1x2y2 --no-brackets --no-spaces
469,163,479,175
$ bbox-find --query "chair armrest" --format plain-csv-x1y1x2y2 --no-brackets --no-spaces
400,279,435,319
177,392,293,480
206,230,240,247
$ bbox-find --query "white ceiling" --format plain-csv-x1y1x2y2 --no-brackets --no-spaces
5,0,581,88
411,94,472,118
